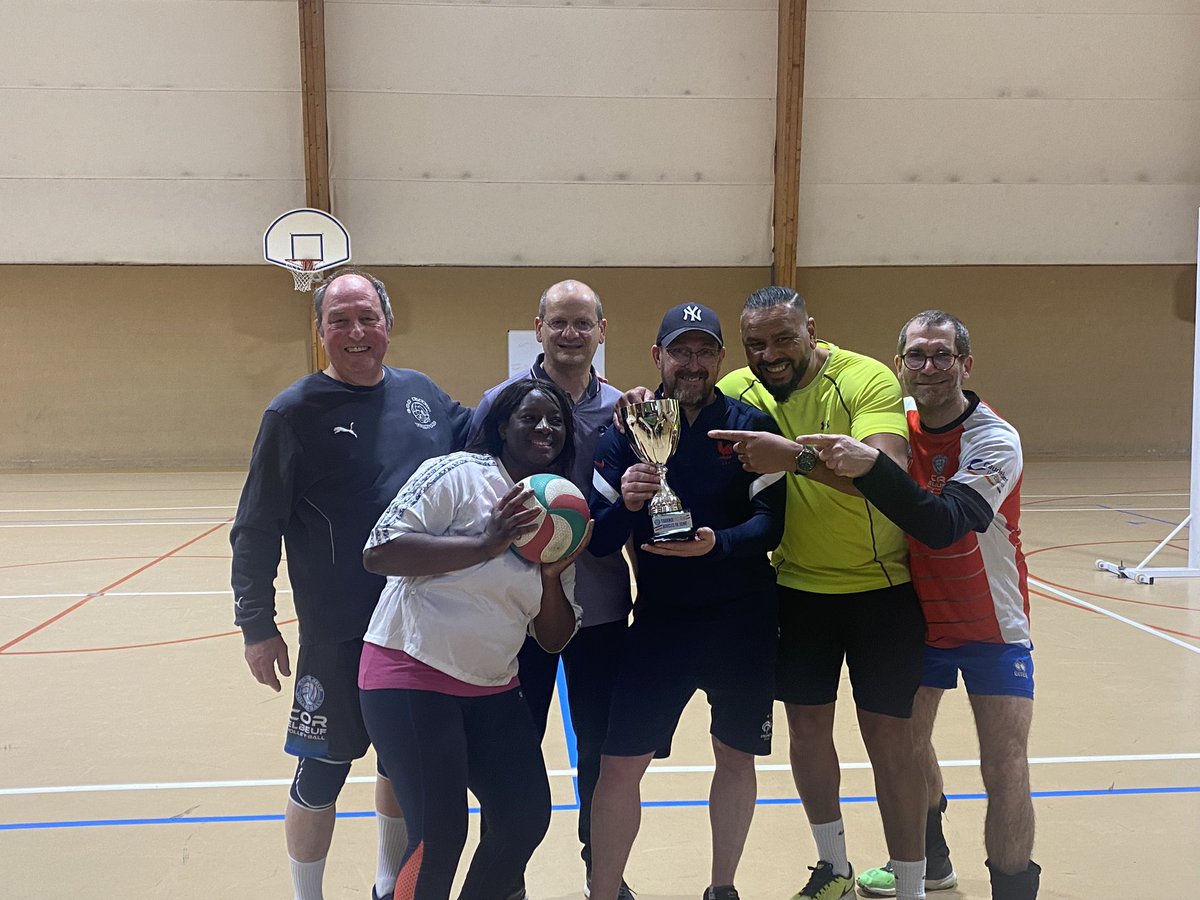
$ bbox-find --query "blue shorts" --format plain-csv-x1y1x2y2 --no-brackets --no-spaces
922,642,1034,699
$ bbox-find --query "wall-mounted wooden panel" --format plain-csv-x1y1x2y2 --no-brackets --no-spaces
329,94,773,184
334,181,773,265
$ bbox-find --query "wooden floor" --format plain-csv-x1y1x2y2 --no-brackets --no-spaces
2,461,1198,899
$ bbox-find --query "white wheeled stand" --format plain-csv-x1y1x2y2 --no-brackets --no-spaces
1096,209,1200,585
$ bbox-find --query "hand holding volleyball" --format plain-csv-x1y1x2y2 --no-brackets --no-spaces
510,474,592,564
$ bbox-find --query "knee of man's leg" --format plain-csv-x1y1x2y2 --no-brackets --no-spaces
289,758,352,811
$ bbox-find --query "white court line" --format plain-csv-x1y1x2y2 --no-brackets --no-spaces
0,590,289,600
0,506,235,514
1027,494,1185,501
3,753,1197,797
0,520,229,529
1024,507,1186,513
1028,576,1200,656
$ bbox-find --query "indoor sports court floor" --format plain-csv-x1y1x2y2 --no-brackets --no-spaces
2,460,1198,899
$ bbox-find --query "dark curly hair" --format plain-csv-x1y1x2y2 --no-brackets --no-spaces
467,378,576,477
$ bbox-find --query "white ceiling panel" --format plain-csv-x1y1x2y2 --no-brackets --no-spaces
326,5,776,97
333,181,773,265
796,183,1200,265
329,94,773,184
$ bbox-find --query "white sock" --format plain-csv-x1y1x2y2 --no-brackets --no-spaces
811,818,850,878
375,811,408,897
289,855,326,900
891,859,927,900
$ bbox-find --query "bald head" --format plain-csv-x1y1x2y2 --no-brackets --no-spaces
539,280,603,321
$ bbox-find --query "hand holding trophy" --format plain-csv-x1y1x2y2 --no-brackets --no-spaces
623,398,695,542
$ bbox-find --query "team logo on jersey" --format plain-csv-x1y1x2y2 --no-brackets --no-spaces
295,675,326,713
965,457,1007,490
332,422,357,438
932,455,948,475
406,397,437,430
715,440,735,461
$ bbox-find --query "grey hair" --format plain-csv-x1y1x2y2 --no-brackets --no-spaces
742,285,807,315
538,281,604,321
312,267,394,330
897,310,970,357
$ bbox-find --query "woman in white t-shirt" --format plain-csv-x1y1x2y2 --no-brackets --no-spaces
360,377,590,900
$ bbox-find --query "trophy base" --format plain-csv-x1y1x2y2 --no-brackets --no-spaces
651,510,695,543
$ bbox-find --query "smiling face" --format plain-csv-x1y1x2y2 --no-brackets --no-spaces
653,331,725,412
535,282,606,373
499,388,568,480
318,274,391,386
896,320,972,422
740,304,816,401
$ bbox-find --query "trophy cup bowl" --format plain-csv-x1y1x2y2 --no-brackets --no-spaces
623,398,696,542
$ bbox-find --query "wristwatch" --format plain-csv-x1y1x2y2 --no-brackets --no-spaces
793,444,818,476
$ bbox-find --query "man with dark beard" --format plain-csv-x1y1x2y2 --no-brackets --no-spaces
710,286,929,900
587,303,785,900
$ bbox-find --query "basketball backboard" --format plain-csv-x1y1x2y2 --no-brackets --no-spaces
263,208,351,291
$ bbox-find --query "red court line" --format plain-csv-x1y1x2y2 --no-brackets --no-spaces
0,520,232,654
1026,539,1195,611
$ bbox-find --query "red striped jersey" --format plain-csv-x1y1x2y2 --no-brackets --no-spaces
906,394,1030,648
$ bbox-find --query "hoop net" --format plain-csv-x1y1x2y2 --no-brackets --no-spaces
286,259,319,292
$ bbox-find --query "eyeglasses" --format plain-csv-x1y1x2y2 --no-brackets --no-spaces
665,346,721,365
902,350,963,371
545,319,598,334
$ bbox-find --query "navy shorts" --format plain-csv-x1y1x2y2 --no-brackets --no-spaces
602,600,778,758
923,641,1035,699
285,640,371,761
776,583,926,718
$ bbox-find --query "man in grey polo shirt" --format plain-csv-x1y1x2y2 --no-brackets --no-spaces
468,279,633,898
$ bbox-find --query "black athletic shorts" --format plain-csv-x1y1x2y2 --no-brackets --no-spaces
284,640,371,761
602,600,778,758
776,583,925,718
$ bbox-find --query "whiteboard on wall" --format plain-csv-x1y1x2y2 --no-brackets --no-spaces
507,331,605,379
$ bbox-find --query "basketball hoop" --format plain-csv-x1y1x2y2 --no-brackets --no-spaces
264,209,351,293
286,259,318,293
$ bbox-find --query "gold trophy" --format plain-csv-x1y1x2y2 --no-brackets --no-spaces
624,398,695,542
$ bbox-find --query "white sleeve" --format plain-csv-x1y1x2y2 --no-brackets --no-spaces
951,419,1022,515
365,456,465,549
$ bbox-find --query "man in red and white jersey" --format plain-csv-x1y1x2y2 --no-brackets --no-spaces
794,310,1040,900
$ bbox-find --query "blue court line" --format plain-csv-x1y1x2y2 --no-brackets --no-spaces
4,786,1197,832
554,658,582,807
1097,504,1186,529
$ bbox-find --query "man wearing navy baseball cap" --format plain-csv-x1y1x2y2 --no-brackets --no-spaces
586,302,787,900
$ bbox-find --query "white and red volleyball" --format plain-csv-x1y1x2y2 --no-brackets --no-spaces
510,474,590,564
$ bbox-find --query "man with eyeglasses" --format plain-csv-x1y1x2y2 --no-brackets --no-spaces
708,286,929,900
792,310,1040,900
587,303,785,900
467,279,633,899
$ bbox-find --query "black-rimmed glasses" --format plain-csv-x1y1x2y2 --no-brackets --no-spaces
902,350,962,371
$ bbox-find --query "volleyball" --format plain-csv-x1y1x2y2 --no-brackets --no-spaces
510,474,590,564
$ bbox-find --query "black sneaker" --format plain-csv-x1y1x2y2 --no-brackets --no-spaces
703,886,740,900
371,889,393,900
583,871,636,899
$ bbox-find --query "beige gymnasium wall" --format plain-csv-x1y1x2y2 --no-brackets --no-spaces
1,262,1192,470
